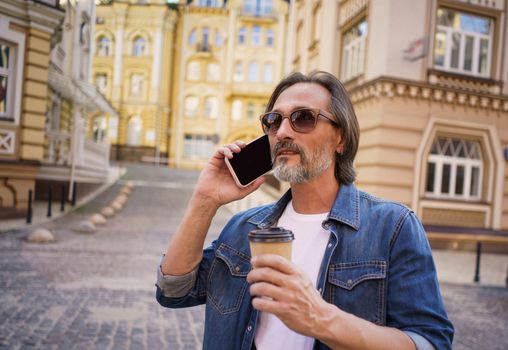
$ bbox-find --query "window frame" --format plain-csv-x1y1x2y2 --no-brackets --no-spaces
340,18,368,82
183,134,215,160
425,136,483,201
433,7,494,78
132,36,146,56
96,35,111,56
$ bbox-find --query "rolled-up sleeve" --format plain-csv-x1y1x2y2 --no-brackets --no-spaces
156,256,198,298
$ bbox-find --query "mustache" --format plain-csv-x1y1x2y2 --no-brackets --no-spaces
272,141,303,159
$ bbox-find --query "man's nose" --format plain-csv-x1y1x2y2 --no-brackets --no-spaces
275,117,294,140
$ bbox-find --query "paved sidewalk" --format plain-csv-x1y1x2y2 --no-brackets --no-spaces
0,164,507,349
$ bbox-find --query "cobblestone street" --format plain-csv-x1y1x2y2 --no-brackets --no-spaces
0,164,507,349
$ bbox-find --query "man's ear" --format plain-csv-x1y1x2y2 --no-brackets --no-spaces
335,131,344,155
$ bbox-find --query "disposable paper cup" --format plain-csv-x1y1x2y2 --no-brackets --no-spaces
248,227,294,261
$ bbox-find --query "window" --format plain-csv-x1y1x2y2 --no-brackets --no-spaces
263,63,273,83
245,0,272,15
198,0,219,7
207,63,220,81
108,116,118,141
266,29,274,46
234,62,243,82
216,30,223,47
247,102,256,119
425,136,483,200
434,8,493,77
92,117,107,142
341,19,368,81
188,29,197,45
132,36,146,56
0,42,13,119
96,36,111,56
95,73,108,94
248,61,258,82
184,96,199,117
252,26,261,45
127,115,142,146
204,96,218,119
239,27,247,44
202,27,210,51
232,100,242,120
187,61,201,80
130,74,144,96
48,94,61,131
184,134,215,159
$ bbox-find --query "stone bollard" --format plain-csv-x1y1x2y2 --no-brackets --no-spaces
101,207,115,217
27,228,55,243
90,213,107,225
73,220,97,234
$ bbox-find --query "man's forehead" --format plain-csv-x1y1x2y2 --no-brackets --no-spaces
272,83,331,110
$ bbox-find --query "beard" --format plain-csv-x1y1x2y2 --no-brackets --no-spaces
271,140,334,183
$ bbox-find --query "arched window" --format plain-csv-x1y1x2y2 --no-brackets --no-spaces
96,36,111,56
266,29,274,46
238,27,247,44
425,136,483,200
92,116,107,142
232,100,242,120
188,29,197,45
207,63,220,81
248,61,258,82
233,62,243,82
187,61,201,80
132,36,146,56
184,96,199,117
204,96,219,119
95,73,108,94
127,115,142,145
252,26,261,45
263,63,273,83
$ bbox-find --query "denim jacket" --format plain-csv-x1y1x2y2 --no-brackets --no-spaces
156,184,454,350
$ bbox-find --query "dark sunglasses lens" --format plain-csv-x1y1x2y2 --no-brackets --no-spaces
262,113,282,133
291,110,316,132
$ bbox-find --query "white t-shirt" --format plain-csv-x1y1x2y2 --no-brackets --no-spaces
254,200,331,350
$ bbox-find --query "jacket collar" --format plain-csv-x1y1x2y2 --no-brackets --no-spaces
248,183,360,231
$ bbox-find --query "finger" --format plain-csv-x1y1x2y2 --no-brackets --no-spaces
249,282,286,300
251,296,282,315
234,140,247,148
247,266,289,286
217,146,234,159
227,143,242,153
251,254,296,275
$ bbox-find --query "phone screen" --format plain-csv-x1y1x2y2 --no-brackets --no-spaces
226,135,273,187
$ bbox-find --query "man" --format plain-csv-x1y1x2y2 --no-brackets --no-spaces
156,71,454,349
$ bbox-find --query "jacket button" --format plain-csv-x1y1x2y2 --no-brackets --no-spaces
235,266,240,272
327,243,332,248
347,279,353,285
247,325,252,332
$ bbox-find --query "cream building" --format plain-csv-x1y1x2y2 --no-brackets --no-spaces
93,0,176,163
169,0,288,169
0,0,64,217
285,0,508,231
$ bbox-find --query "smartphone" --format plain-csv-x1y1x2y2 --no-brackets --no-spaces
225,134,273,187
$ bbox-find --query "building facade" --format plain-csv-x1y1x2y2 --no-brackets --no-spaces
92,0,176,163
169,0,288,169
40,0,120,202
285,0,508,231
0,0,64,217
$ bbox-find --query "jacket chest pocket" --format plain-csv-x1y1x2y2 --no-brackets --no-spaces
325,260,387,325
207,243,251,315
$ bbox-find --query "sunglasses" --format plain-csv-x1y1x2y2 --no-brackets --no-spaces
260,108,338,134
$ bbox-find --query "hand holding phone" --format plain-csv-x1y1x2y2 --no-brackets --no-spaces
225,135,273,187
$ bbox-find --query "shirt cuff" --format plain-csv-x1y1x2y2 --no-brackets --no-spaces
156,256,198,298
404,331,435,350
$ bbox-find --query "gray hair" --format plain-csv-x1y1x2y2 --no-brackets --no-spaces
265,71,359,184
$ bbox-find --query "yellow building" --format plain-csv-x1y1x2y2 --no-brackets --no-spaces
285,0,508,231
93,0,176,163
169,0,288,169
0,0,64,217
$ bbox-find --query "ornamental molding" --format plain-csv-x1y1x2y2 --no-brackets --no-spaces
0,129,16,155
449,0,505,11
339,0,368,27
349,76,508,113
